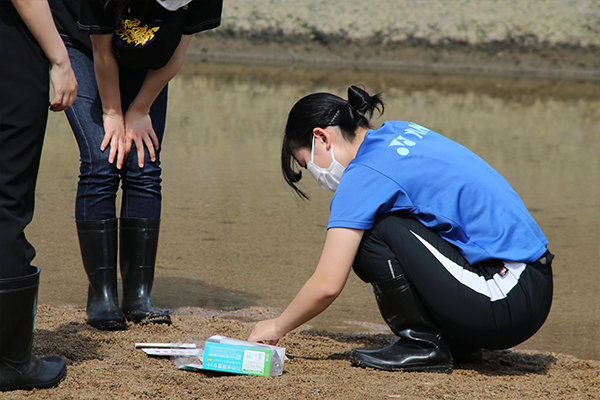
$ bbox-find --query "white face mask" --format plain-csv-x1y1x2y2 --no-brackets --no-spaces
307,136,345,191
155,0,193,11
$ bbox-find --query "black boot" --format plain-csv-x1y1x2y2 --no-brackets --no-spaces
77,219,127,330
351,274,452,373
119,218,171,324
447,338,483,364
0,266,67,391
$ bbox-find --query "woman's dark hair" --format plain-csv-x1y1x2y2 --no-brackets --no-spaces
104,0,138,26
282,85,384,199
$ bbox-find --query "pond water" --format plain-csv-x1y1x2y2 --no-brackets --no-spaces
33,62,599,361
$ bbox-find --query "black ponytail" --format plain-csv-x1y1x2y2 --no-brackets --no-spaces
281,85,384,199
347,85,384,119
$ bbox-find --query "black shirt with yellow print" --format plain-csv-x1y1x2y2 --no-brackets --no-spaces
51,0,222,69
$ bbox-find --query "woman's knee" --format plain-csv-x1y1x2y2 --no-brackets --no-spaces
353,220,408,283
121,159,162,194
353,213,429,283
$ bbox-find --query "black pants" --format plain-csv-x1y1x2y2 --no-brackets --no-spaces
353,212,554,349
0,4,50,278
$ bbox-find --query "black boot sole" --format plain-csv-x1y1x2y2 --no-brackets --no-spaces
351,356,452,374
124,310,172,325
0,358,67,391
88,318,128,331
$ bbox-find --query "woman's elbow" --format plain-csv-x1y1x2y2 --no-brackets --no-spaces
319,282,344,300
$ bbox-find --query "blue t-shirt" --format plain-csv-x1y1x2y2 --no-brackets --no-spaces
328,121,548,264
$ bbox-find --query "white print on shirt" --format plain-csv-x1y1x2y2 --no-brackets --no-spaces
388,123,429,156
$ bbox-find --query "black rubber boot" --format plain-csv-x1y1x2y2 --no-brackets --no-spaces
351,274,452,373
447,338,483,364
76,219,127,331
0,266,67,391
119,218,171,325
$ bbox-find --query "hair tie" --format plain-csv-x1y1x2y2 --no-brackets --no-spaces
346,100,357,112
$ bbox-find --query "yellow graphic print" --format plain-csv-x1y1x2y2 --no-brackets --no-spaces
115,18,160,46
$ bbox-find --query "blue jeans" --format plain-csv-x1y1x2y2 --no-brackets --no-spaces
64,44,168,221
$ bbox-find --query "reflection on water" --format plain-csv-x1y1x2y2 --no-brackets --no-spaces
34,63,599,360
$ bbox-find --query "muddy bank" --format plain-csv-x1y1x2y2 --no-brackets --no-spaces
188,35,600,81
217,0,600,47
15,305,600,399
188,0,600,80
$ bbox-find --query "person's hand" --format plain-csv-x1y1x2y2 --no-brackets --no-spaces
248,318,284,346
100,113,126,167
49,61,77,111
123,108,159,168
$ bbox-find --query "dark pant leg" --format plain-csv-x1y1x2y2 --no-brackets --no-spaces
353,212,553,349
118,67,167,220
64,44,120,221
0,8,49,278
489,257,553,349
65,46,168,221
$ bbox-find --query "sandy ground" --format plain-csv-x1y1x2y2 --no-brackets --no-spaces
7,1,600,398
12,305,600,399
24,61,599,398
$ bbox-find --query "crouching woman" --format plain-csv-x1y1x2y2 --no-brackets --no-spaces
248,86,553,373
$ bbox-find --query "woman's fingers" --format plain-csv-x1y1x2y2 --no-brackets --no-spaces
248,319,282,345
116,135,131,170
134,136,145,168
143,132,157,163
122,111,159,168
150,129,159,151
100,130,111,152
108,135,118,164
48,62,77,112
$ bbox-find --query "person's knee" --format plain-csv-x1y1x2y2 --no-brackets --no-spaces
78,167,119,195
352,214,416,282
353,227,404,283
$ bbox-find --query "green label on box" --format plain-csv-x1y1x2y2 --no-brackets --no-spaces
203,342,271,376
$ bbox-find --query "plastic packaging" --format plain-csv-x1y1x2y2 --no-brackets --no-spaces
167,335,286,376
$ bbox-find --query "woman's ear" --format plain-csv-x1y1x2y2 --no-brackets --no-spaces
312,127,332,150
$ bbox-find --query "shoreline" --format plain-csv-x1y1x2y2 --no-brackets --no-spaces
187,34,600,82
204,0,600,81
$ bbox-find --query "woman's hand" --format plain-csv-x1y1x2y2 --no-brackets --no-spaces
10,0,77,112
248,318,284,346
123,108,159,168
248,228,364,347
49,60,77,111
100,113,125,167
91,34,128,168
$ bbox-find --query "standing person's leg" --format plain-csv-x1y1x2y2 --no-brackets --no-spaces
0,31,48,280
118,67,170,324
63,44,126,330
0,5,66,390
